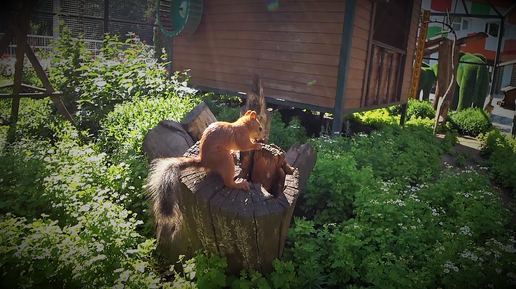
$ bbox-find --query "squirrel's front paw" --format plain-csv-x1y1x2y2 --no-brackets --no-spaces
235,180,251,191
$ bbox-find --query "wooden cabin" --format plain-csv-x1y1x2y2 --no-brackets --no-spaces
165,0,422,131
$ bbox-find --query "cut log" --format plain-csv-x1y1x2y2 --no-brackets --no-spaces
181,101,217,142
241,74,271,143
142,120,195,162
153,141,312,275
433,39,460,133
425,36,445,49
239,143,294,198
285,142,317,192
424,32,488,56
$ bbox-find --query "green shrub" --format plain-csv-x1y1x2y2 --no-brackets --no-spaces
440,129,460,154
479,129,516,195
448,108,492,137
99,96,200,158
281,170,516,288
310,125,442,186
353,107,400,127
456,151,468,167
406,99,436,120
305,153,378,223
0,54,43,88
49,29,197,134
405,116,434,129
0,98,62,141
0,124,161,288
209,103,241,123
269,111,308,150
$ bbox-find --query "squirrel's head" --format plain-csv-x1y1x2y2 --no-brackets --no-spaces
243,110,265,141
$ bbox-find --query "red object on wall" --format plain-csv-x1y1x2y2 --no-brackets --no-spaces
501,40,516,62
461,33,496,61
431,0,452,12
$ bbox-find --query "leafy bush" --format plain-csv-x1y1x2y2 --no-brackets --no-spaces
305,153,377,223
449,108,492,137
0,53,44,88
99,96,200,158
406,99,436,120
208,102,241,123
310,125,442,187
269,111,308,150
0,124,161,288
479,129,516,195
279,171,516,289
0,98,61,141
49,29,197,134
353,108,400,127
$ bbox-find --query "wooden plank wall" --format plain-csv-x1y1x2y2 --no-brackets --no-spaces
344,1,372,110
400,0,423,101
173,0,370,110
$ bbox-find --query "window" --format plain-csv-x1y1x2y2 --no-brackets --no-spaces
452,17,470,31
485,22,500,37
373,0,413,50
462,18,470,30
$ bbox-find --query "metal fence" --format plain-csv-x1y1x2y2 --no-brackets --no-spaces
1,0,157,56
0,33,105,56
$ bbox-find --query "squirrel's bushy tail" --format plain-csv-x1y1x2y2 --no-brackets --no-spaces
146,157,201,237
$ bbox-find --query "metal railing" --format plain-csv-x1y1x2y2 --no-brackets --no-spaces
0,33,105,56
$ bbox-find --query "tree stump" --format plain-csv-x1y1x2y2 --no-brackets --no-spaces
142,120,194,162
433,38,460,133
238,143,295,198
181,101,217,142
155,141,308,275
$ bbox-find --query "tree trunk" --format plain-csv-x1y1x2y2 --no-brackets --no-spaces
433,39,460,133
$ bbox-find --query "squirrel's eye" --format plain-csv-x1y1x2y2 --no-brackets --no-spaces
258,127,263,131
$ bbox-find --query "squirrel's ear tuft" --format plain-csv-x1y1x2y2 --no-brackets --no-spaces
250,111,257,119
244,110,252,116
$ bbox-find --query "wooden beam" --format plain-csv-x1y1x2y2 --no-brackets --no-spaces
431,12,502,19
3,7,75,124
498,58,516,67
461,0,470,16
0,83,47,92
332,0,357,134
457,32,489,46
0,92,64,99
425,36,444,49
424,45,441,56
512,109,516,137
424,32,488,56
485,0,503,18
409,10,431,100
3,2,35,125
0,28,14,57
361,2,377,107
504,2,516,18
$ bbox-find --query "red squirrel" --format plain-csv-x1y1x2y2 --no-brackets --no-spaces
146,110,265,225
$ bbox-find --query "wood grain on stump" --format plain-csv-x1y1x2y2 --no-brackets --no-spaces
155,142,303,274
142,120,194,162
181,101,217,142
